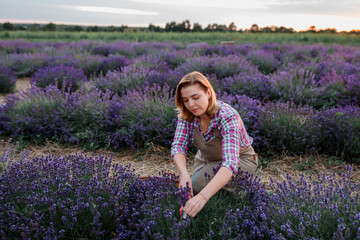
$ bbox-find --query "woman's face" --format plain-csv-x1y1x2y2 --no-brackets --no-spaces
180,83,211,118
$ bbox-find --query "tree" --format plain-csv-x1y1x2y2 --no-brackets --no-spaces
216,24,227,32
2,22,15,31
204,24,213,32
148,23,156,31
250,24,259,32
228,22,237,32
148,23,162,32
29,24,40,31
87,25,99,32
192,23,203,32
184,19,191,32
308,26,316,33
42,22,56,31
176,21,186,32
118,25,129,32
64,25,83,32
165,21,176,32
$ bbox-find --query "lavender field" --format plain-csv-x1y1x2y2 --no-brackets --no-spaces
1,39,359,161
0,39,360,239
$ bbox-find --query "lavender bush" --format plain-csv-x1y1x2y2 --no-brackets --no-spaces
248,49,281,75
259,102,318,156
1,152,358,239
318,70,360,107
0,153,184,239
0,39,45,54
107,84,177,149
0,85,73,145
31,65,87,92
0,65,16,93
268,166,360,239
2,52,48,77
45,54,81,68
78,55,105,77
0,84,111,149
92,41,136,57
269,67,321,107
219,71,273,101
97,56,130,75
176,55,258,79
92,65,181,97
309,106,360,163
0,40,360,160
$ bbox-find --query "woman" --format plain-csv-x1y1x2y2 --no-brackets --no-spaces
171,71,258,218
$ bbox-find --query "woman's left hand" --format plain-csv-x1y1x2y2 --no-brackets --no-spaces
183,194,207,218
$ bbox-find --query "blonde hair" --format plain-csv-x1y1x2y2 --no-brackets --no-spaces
175,71,219,122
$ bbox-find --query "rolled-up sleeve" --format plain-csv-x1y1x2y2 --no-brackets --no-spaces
220,113,252,175
171,118,190,161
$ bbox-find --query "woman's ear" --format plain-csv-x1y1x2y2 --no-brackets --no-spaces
207,89,211,99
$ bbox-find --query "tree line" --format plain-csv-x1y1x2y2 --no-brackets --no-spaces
1,20,359,34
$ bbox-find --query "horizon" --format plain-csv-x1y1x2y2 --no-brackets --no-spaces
1,1,360,32
0,19,355,32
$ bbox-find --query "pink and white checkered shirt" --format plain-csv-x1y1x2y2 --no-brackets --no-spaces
171,100,253,175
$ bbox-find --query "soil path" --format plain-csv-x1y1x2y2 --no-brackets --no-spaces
15,141,360,189
0,78,31,104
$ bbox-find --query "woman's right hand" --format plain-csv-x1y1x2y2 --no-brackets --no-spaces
179,172,193,195
173,153,193,194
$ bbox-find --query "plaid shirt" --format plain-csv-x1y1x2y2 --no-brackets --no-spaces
171,100,253,175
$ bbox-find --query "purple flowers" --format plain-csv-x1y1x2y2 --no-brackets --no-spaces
1,145,359,239
0,40,359,160
0,65,16,93
31,64,87,92
0,152,184,239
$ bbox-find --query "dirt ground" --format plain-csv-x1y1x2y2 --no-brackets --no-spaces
0,78,31,104
6,140,359,190
1,78,360,187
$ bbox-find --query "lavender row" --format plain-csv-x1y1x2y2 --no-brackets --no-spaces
1,150,359,239
1,40,360,108
0,83,359,162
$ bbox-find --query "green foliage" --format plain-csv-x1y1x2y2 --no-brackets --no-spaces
179,190,239,239
0,32,359,45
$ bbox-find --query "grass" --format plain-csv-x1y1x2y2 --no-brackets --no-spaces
1,31,360,45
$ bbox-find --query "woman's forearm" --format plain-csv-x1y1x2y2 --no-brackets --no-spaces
199,166,233,200
173,153,189,176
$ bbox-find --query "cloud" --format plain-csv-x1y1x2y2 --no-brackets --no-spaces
263,0,360,17
130,0,269,9
62,5,159,16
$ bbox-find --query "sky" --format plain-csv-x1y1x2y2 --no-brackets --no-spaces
0,0,359,31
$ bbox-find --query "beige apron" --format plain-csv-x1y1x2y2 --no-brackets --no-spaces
192,127,258,194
